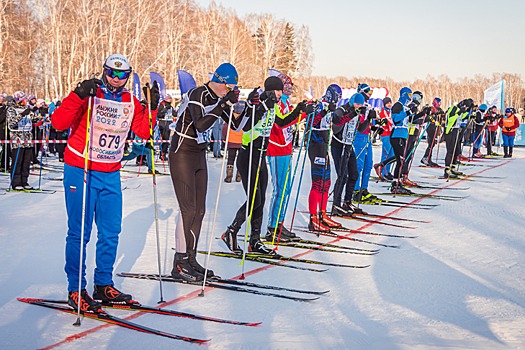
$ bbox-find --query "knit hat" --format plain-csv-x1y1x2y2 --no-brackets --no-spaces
382,97,392,105
350,93,365,105
264,76,284,91
211,63,238,85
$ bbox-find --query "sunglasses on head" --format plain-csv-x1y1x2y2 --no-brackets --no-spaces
104,67,131,80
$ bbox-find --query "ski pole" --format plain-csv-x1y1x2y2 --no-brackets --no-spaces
145,83,164,304
288,112,315,232
201,106,234,294
73,95,93,326
241,101,256,267
469,120,489,160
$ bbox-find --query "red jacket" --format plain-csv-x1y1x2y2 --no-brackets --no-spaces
379,108,393,137
52,88,155,172
267,98,304,157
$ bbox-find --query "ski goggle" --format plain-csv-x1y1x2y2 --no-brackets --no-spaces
104,67,131,80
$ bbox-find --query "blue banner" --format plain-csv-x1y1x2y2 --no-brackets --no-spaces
133,73,141,101
177,70,197,95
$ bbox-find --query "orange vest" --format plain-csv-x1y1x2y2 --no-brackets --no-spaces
502,116,517,133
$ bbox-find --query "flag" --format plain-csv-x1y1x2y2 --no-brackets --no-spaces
149,72,166,100
132,73,141,101
484,80,505,111
177,70,197,95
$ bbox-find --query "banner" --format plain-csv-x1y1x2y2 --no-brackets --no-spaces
132,73,141,101
483,80,505,111
177,70,197,95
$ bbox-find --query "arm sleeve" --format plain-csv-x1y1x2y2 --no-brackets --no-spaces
274,104,303,127
50,91,87,131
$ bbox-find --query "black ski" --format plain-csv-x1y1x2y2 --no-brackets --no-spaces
119,272,327,295
264,241,378,255
29,297,260,326
117,273,319,302
327,226,417,239
296,228,401,248
335,214,417,229
17,297,208,344
199,250,370,269
353,212,430,224
373,192,467,201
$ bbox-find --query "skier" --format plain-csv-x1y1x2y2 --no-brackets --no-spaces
306,84,345,232
7,91,39,190
265,72,304,242
398,91,432,187
222,101,245,183
352,83,384,204
331,92,365,217
499,107,520,158
471,103,488,158
421,97,444,167
485,106,499,156
156,94,176,159
372,87,415,194
52,53,160,312
221,76,306,254
0,94,11,171
121,135,158,174
168,63,249,282
443,99,473,178
377,97,394,180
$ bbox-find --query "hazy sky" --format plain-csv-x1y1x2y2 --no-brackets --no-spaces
195,0,524,82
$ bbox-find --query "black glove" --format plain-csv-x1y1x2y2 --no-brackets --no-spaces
247,89,260,105
39,106,49,115
305,102,316,114
20,108,32,116
260,91,277,107
376,127,384,135
328,102,337,112
220,89,240,108
359,106,367,115
423,106,432,115
295,101,307,113
74,78,102,99
378,118,387,126
143,82,160,110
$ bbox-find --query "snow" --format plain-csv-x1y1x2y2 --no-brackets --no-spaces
1,145,524,349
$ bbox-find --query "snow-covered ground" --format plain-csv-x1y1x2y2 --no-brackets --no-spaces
1,144,524,350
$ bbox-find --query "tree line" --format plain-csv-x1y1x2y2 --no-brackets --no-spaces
1,0,523,109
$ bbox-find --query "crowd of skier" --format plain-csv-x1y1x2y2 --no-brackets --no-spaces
1,55,521,313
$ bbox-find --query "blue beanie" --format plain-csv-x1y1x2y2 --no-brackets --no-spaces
399,87,412,106
350,93,365,105
211,63,238,85
478,103,488,112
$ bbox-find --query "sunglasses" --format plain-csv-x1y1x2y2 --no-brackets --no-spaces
104,67,131,80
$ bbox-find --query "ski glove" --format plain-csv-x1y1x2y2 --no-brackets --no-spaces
221,89,240,108
74,78,102,100
247,88,260,105
20,108,32,116
328,102,337,112
260,91,277,109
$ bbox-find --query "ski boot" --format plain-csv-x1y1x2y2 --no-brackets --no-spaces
331,203,352,217
401,175,418,187
444,167,459,179
343,200,365,214
93,285,133,304
68,289,103,313
420,157,429,166
450,165,464,176
188,250,216,280
221,225,243,253
390,181,413,194
384,173,394,181
308,214,331,232
373,163,384,179
357,189,381,204
321,211,342,228
248,238,277,255
171,252,204,282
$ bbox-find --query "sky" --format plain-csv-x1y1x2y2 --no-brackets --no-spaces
195,0,525,82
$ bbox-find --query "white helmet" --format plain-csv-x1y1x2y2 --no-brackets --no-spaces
102,54,132,92
103,54,132,71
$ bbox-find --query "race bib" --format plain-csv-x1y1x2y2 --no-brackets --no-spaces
342,117,358,144
282,124,295,144
255,109,276,137
89,97,134,163
314,157,326,166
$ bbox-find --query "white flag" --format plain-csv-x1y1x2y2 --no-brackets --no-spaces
484,80,505,111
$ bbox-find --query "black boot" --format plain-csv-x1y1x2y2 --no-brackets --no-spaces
503,146,509,158
93,285,133,303
224,165,233,183
509,147,513,157
187,250,216,279
221,225,242,253
171,252,203,282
